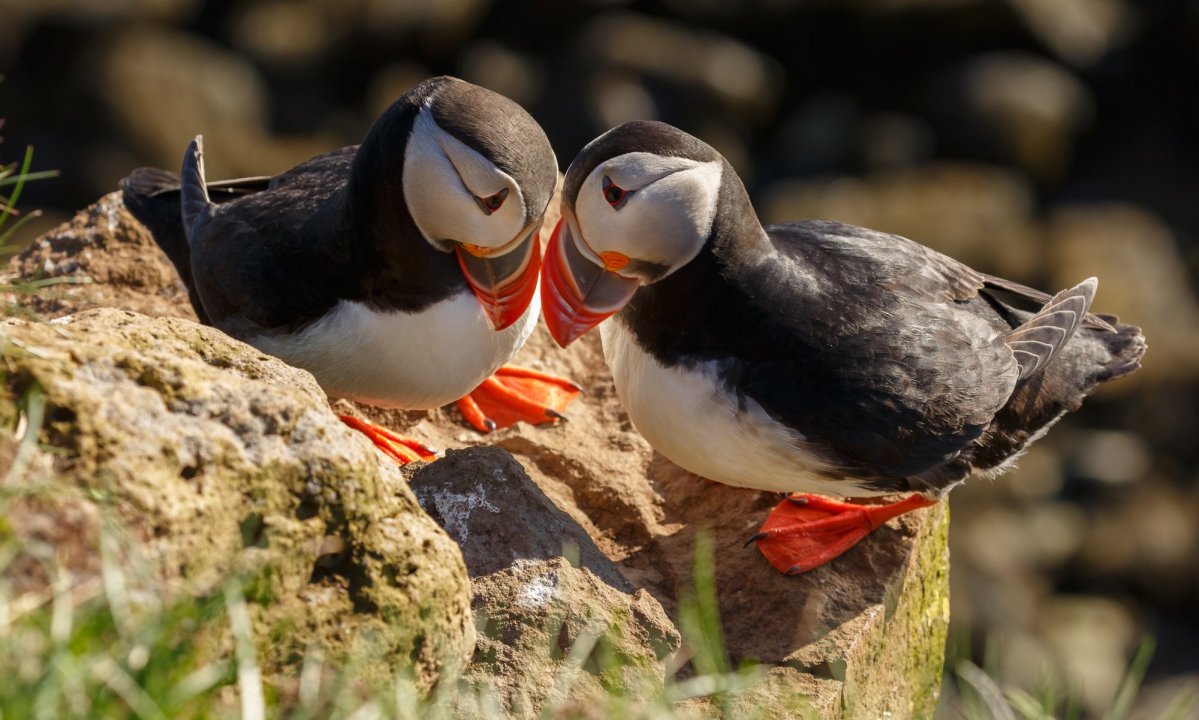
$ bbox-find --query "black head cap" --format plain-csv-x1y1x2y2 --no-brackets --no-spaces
357,76,558,222
561,121,721,210
427,77,559,219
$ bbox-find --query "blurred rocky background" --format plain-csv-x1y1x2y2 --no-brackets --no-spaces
1,0,1196,716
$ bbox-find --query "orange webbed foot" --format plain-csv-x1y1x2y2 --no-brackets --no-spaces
749,493,937,575
339,414,437,465
455,365,581,433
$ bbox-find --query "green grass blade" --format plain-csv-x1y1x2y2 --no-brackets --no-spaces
91,657,168,720
677,531,728,678
225,580,266,720
0,169,59,188
0,207,42,248
1103,636,1156,720
1159,680,1199,720
3,381,45,485
0,146,35,232
957,660,1018,720
1005,687,1054,720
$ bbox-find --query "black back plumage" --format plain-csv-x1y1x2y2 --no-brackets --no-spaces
584,122,1146,495
121,167,269,325
121,76,555,338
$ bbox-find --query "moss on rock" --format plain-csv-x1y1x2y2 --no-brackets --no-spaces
0,308,474,688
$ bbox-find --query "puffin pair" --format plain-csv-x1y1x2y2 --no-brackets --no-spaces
123,77,579,462
542,121,1146,575
124,78,1146,575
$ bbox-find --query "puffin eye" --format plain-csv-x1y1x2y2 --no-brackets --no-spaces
477,187,509,215
602,175,629,209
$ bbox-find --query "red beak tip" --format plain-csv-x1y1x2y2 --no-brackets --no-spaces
490,310,519,331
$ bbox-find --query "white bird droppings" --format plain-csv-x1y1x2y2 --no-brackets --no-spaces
513,560,559,609
428,487,500,543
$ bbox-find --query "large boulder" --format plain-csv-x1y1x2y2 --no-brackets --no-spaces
407,447,681,715
0,308,474,688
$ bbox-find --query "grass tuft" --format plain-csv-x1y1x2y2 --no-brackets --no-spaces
950,634,1198,720
0,144,59,253
0,129,62,319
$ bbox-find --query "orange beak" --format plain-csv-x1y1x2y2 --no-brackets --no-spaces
540,218,640,347
454,224,541,330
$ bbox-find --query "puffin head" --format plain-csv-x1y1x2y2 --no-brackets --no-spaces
400,77,558,330
542,121,725,347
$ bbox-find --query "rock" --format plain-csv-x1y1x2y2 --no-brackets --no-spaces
1130,674,1199,720
0,308,474,688
1077,482,1199,591
88,26,334,182
466,557,679,715
460,41,545,107
356,0,490,40
1007,0,1135,66
860,112,936,171
1034,596,1139,717
364,62,435,120
1045,204,1199,384
228,0,346,66
930,52,1094,185
406,447,680,714
579,12,784,122
371,332,950,716
770,95,864,176
408,447,631,588
1064,429,1152,486
769,101,936,176
0,0,199,58
7,192,197,321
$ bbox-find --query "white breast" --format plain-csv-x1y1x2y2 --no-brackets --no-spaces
601,319,877,497
251,289,538,409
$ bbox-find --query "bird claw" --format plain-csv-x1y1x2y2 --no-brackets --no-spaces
743,531,768,548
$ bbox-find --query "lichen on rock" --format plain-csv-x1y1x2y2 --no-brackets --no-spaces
406,447,681,715
0,308,474,688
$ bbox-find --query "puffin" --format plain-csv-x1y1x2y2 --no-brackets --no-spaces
541,120,1146,575
122,76,578,463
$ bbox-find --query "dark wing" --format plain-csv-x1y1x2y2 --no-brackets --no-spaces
980,273,1116,332
121,146,356,328
185,147,362,336
726,220,1021,483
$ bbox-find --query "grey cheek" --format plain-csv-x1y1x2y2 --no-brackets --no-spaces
628,258,671,283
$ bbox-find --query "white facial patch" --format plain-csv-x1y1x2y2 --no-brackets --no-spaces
573,152,722,281
402,108,527,252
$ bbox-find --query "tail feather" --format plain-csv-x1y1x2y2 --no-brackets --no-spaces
968,314,1146,476
121,139,271,326
1094,322,1146,383
121,167,179,199
1005,277,1096,382
121,164,209,323
180,135,213,246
